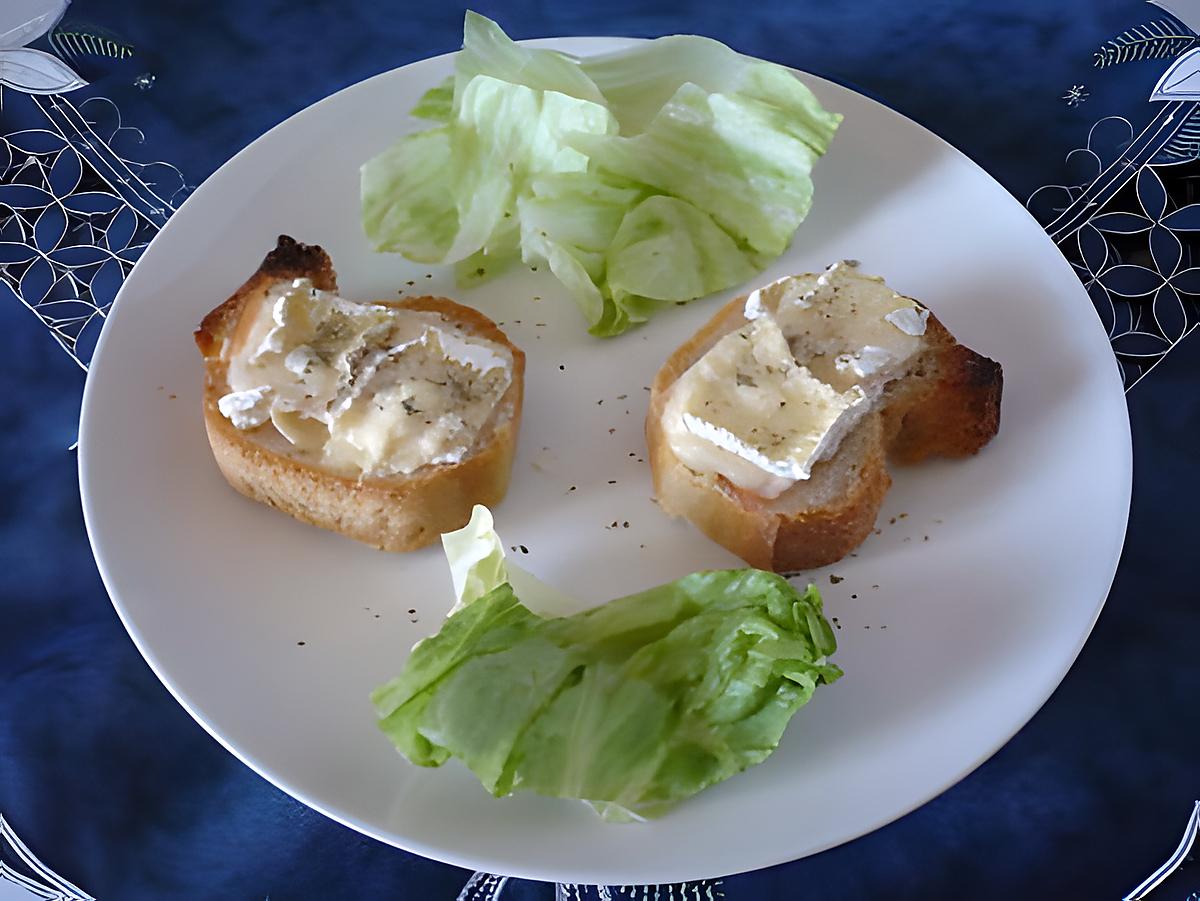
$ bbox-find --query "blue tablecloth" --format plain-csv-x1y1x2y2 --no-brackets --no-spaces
2,1,1198,897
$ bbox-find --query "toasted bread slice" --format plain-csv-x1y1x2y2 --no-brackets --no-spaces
647,277,1001,572
195,236,525,552
877,334,1003,465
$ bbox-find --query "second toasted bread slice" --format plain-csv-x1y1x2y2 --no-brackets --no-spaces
647,262,1001,572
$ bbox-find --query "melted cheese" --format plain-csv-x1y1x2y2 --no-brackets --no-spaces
758,261,929,393
220,279,512,478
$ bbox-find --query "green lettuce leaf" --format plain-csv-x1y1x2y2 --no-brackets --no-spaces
515,173,645,326
361,13,840,335
440,504,508,611
373,508,841,821
567,79,834,259
606,194,760,303
361,126,459,263
453,74,616,265
441,504,583,618
410,76,453,122
579,34,841,147
363,14,616,265
454,10,606,108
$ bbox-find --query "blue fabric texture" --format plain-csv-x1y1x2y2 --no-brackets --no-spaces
2,1,1198,897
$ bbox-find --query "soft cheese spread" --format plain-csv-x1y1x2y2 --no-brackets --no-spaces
662,314,868,499
664,261,929,497
759,260,928,393
218,278,513,478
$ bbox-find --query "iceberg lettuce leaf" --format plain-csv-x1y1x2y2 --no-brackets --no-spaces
374,508,841,820
361,13,841,334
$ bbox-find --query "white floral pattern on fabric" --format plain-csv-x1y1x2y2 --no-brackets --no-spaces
0,92,189,369
0,815,93,901
456,873,728,900
0,2,85,95
1029,4,1200,389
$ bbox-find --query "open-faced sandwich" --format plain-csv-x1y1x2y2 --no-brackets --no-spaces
194,236,525,551
647,260,1002,571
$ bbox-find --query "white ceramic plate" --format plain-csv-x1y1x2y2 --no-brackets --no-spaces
79,38,1131,885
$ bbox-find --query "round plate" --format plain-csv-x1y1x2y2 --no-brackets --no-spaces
79,38,1131,884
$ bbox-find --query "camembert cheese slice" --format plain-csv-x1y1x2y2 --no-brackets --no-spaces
662,314,867,499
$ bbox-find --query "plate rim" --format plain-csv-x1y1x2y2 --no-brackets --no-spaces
77,36,1133,883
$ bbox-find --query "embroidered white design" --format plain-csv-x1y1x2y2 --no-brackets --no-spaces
0,2,86,95
0,814,93,901
1062,84,1090,106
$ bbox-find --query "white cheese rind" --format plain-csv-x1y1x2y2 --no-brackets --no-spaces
666,261,929,498
217,387,271,430
884,306,930,336
662,315,868,499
